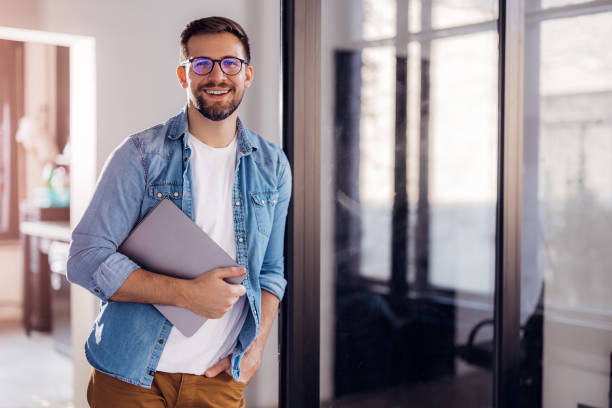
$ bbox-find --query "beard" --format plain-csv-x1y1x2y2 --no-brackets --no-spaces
192,81,244,121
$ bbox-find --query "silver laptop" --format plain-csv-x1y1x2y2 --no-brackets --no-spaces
118,198,245,337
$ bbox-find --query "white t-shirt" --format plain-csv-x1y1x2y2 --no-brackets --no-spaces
156,131,248,374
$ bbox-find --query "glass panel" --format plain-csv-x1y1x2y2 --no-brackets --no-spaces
520,9,612,408
324,0,396,43
428,32,498,293
409,0,423,32
409,0,498,32
359,47,395,281
541,0,596,8
321,1,499,406
362,0,397,40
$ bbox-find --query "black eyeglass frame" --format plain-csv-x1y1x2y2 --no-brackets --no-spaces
181,56,249,76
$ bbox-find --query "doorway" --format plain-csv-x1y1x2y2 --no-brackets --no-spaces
0,26,97,408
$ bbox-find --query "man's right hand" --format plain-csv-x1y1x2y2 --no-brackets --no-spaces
181,267,247,319
108,266,247,319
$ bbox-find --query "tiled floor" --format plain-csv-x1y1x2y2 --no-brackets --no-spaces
0,320,73,408
322,366,492,408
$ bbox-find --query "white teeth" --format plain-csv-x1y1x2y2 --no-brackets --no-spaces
205,90,229,95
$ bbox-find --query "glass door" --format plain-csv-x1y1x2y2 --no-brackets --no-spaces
281,1,612,407
520,1,612,407
319,1,500,406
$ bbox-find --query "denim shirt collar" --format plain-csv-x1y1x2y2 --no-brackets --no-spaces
167,105,258,156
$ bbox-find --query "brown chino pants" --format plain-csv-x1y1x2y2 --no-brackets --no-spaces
87,369,246,408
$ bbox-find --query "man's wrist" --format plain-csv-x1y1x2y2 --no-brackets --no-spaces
172,277,190,309
250,339,264,354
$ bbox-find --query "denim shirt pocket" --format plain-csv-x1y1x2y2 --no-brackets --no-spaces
249,191,279,236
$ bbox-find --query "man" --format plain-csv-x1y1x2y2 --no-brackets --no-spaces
67,16,291,407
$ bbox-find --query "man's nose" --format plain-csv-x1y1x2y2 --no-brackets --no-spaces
208,61,226,81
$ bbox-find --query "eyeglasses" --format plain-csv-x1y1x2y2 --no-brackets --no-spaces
182,56,248,76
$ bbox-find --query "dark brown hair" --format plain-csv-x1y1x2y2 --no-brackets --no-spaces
179,16,251,62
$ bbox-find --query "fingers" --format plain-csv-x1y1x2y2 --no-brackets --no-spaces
215,266,246,279
217,267,247,297
204,356,231,377
230,284,247,297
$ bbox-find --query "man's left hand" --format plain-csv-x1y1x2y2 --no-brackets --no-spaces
204,345,262,385
205,291,279,385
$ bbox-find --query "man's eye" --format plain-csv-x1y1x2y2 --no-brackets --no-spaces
195,59,212,69
223,59,238,67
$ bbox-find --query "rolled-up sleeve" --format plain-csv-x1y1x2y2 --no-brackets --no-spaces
259,154,292,301
67,136,145,302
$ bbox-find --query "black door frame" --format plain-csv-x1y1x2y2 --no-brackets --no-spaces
495,1,524,407
280,0,321,407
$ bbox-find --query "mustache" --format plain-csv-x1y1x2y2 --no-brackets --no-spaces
198,82,234,91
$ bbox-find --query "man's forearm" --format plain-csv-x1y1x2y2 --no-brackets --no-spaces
250,290,281,352
109,268,188,308
108,266,246,319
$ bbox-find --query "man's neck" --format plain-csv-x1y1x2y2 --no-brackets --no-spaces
187,104,238,148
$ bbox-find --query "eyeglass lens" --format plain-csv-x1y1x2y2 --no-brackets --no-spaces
191,57,243,76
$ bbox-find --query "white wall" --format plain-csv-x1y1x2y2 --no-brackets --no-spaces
0,1,281,407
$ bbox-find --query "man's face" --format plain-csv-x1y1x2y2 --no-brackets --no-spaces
177,32,253,121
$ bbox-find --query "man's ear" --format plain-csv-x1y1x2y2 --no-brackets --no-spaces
177,65,188,89
244,65,254,89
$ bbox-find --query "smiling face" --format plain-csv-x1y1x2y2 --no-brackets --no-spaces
177,32,253,121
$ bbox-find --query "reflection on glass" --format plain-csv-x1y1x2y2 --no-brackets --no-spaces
359,47,395,280
432,0,497,28
428,32,498,293
362,0,397,40
321,0,499,406
409,0,423,32
521,9,612,408
541,0,596,8
409,0,498,31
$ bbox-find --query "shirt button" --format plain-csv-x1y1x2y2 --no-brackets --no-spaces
93,288,100,293
184,157,188,162
235,201,241,206
260,200,265,205
158,339,164,344
173,192,179,198
238,237,244,243
271,200,276,205
253,309,258,316
149,370,155,376
157,192,163,198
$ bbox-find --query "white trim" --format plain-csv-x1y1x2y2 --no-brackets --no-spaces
0,26,91,46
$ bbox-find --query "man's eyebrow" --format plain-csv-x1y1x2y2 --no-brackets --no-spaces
192,55,244,60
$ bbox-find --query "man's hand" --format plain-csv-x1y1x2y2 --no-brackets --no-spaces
182,267,247,319
108,266,246,319
204,344,263,385
203,290,280,384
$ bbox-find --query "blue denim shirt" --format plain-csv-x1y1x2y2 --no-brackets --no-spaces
67,107,291,388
